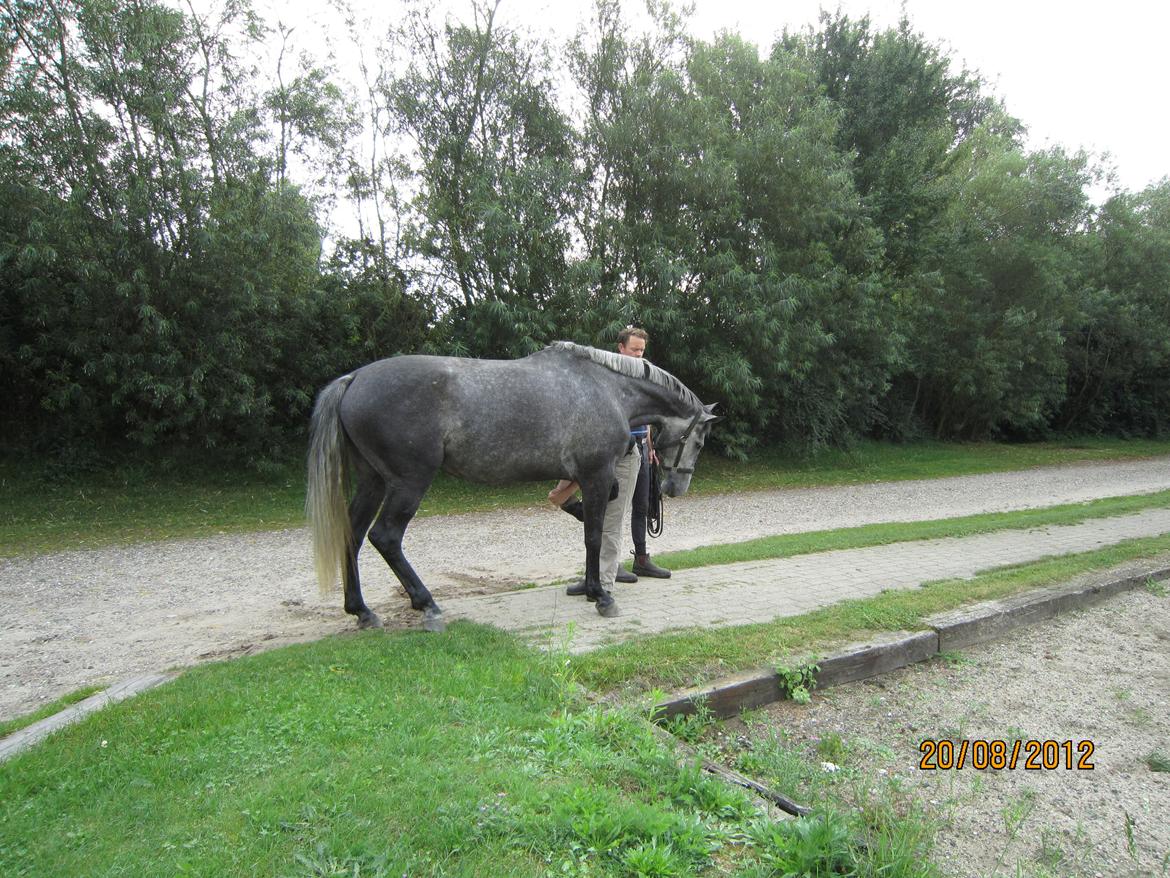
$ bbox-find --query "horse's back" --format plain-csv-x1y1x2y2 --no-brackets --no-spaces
335,351,627,483
342,351,604,422
341,353,551,417
341,354,454,414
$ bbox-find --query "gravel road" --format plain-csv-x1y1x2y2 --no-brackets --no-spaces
2,456,1169,723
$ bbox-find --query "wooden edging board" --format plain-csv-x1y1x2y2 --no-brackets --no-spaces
653,564,1170,721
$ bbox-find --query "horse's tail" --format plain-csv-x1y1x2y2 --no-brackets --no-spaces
306,373,356,595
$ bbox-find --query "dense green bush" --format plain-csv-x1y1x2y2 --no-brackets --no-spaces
1059,183,1170,436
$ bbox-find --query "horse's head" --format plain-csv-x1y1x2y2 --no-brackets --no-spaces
656,404,720,497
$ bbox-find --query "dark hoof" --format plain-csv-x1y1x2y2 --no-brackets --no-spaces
357,611,383,629
567,579,608,602
422,608,446,633
595,595,619,617
615,568,638,583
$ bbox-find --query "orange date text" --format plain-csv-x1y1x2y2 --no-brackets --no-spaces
918,739,1095,771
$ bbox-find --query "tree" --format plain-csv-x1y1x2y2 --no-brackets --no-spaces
0,0,334,455
1061,180,1170,435
905,125,1094,437
265,23,358,199
782,12,1000,276
568,2,897,452
386,0,577,358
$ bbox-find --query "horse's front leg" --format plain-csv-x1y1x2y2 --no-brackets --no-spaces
579,479,618,617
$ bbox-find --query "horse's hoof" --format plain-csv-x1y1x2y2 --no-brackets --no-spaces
358,612,383,629
422,609,446,633
595,596,619,618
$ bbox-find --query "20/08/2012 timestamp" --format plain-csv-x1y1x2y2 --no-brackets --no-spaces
918,738,1095,771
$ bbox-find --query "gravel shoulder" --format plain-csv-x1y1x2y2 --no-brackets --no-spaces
2,456,1169,723
745,584,1170,877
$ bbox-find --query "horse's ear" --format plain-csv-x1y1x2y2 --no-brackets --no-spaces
702,403,722,424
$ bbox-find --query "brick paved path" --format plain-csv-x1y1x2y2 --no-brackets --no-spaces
440,508,1170,652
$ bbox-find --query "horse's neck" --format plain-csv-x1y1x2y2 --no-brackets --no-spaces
609,370,689,423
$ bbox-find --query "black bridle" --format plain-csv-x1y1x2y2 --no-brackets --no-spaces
659,409,705,476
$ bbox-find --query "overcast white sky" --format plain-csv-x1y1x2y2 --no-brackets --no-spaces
262,0,1168,197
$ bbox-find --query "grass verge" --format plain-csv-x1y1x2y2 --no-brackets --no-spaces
3,438,1169,557
690,437,1170,495
0,623,941,878
572,534,1170,695
638,489,1170,575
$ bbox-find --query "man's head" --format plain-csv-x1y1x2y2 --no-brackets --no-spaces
617,326,648,358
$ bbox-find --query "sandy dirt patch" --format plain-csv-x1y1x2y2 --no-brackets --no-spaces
740,584,1170,878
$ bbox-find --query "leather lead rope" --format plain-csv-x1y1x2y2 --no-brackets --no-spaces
647,461,664,538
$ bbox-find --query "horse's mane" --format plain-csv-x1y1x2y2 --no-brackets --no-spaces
543,341,703,409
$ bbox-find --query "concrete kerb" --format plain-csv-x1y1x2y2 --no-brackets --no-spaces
928,565,1170,651
0,672,177,763
652,564,1170,721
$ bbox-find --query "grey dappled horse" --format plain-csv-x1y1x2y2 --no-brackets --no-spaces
306,341,718,629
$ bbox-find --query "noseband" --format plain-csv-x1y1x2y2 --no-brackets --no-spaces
660,410,705,476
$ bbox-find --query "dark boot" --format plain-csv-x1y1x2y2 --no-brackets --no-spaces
633,554,671,578
615,567,638,583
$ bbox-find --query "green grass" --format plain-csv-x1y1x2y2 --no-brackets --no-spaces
572,533,1170,695
724,720,943,878
688,437,1170,495
0,686,107,740
3,437,1169,557
642,489,1170,575
0,458,550,559
0,457,310,558
0,623,940,878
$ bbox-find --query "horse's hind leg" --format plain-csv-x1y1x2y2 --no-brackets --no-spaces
366,481,445,632
344,465,386,629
